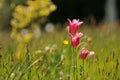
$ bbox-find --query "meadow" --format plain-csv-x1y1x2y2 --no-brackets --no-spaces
0,24,120,80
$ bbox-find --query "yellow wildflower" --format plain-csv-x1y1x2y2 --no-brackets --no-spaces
23,33,33,43
63,40,69,45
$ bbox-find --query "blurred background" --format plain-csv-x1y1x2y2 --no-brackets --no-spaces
0,1,120,79
50,0,120,24
0,0,120,30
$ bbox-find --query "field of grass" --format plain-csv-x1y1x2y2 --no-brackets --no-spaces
0,25,120,80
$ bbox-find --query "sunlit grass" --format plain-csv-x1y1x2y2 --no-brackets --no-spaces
0,25,120,80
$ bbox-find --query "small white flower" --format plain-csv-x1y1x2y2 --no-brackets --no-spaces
45,46,50,51
45,23,54,32
33,26,41,38
61,54,65,61
52,44,57,48
89,51,95,55
10,73,15,79
21,29,28,36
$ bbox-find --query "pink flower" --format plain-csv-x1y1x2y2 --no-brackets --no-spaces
80,48,94,60
70,32,83,48
68,18,83,35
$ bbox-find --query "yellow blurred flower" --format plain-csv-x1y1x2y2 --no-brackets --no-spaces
63,40,69,45
49,5,57,12
23,33,33,43
10,0,57,62
39,9,50,16
15,43,26,61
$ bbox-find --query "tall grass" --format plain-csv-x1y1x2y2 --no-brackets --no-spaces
0,26,120,80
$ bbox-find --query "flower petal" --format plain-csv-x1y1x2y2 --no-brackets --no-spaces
89,51,95,55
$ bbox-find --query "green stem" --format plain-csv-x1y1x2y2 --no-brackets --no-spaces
69,48,72,80
73,48,75,80
6,62,18,80
26,47,31,80
83,60,85,80
72,48,78,80
75,48,78,80
71,47,74,80
68,46,71,80
72,52,74,80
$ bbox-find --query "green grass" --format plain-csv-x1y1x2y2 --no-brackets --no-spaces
0,26,120,80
